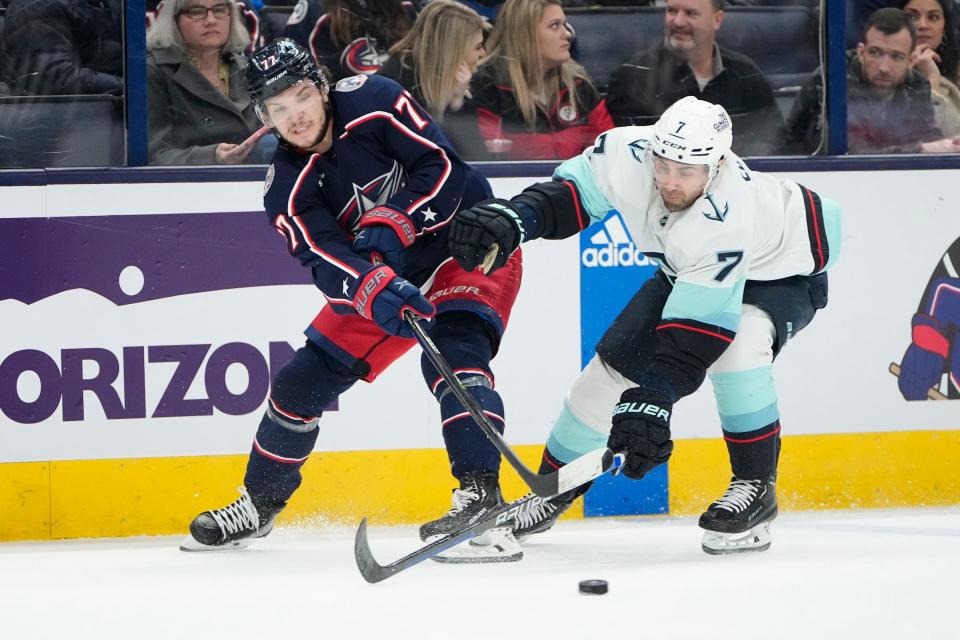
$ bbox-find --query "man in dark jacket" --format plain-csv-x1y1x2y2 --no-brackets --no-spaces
785,7,960,154
1,0,123,96
605,0,784,156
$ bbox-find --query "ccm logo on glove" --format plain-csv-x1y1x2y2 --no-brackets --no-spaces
613,402,670,421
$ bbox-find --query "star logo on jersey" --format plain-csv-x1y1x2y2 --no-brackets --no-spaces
422,207,439,224
701,192,729,223
337,161,407,232
343,278,350,297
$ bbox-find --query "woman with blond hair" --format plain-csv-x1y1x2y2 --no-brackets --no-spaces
147,0,270,165
379,0,490,160
470,0,613,160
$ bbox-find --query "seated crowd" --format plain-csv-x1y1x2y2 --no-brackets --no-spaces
1,0,960,167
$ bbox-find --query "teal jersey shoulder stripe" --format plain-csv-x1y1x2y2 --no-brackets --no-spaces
555,155,612,225
663,279,745,332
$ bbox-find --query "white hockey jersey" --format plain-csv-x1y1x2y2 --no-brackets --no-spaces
555,125,841,335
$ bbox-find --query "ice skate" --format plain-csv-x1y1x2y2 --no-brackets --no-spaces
180,487,283,551
421,471,522,562
510,487,582,540
699,475,778,555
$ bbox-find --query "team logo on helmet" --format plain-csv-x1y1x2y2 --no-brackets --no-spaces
713,112,731,132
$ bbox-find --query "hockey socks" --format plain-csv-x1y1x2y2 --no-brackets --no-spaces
438,380,505,477
723,420,781,479
244,409,320,506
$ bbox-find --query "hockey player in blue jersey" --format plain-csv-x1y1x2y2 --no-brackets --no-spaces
181,38,524,560
447,96,842,554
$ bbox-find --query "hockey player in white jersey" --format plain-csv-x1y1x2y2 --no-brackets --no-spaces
447,96,841,554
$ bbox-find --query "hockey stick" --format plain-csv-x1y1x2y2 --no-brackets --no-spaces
404,309,613,498
888,362,948,400
355,453,624,583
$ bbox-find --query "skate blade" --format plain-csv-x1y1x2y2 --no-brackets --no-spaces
179,534,254,552
701,522,772,555
430,527,523,564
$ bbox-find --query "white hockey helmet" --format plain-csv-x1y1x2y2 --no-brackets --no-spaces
651,96,732,183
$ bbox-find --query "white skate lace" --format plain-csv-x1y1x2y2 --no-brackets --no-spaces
445,488,480,515
712,479,763,514
513,495,558,529
210,487,261,536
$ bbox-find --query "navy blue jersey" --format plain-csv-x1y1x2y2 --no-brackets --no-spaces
263,73,492,315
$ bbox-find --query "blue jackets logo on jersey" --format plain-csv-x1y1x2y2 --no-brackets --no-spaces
702,193,729,222
338,162,406,232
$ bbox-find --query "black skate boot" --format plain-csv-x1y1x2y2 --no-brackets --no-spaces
420,471,521,563
420,471,504,540
180,487,284,551
699,475,778,555
511,481,592,540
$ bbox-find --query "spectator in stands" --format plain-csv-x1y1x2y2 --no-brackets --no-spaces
283,0,415,82
379,0,491,160
785,8,960,154
1,0,123,95
605,0,783,156
470,0,613,161
147,0,271,165
899,0,960,137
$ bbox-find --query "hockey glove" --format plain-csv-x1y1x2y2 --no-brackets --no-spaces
898,313,949,400
353,207,417,274
607,388,674,480
448,199,525,275
352,265,435,338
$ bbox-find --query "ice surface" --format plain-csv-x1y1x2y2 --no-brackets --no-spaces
2,507,958,639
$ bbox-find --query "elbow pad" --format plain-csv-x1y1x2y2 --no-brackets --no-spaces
512,179,590,240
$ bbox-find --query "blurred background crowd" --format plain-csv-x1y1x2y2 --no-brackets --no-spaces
1,0,959,168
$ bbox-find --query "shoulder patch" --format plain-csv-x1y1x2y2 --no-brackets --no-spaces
335,74,368,93
287,0,308,25
263,163,275,195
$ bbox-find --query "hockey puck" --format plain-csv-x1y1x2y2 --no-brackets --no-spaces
578,579,608,595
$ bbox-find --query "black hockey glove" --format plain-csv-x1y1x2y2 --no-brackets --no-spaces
607,388,674,480
448,199,525,275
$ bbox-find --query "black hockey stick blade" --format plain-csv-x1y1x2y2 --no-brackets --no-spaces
355,515,495,584
404,310,604,498
354,453,625,584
